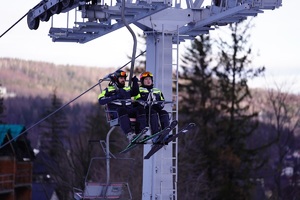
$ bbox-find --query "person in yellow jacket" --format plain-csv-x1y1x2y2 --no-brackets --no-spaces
98,70,147,143
134,71,170,134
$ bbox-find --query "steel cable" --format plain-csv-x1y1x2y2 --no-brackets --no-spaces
0,50,146,149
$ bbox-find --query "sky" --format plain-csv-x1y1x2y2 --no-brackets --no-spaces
0,1,299,92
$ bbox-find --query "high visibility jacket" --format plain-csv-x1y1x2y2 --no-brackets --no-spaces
98,85,132,107
134,87,165,111
134,87,165,102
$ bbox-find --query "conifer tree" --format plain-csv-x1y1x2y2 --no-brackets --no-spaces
38,88,70,199
211,20,265,199
40,88,68,156
178,19,267,199
178,34,215,121
178,34,222,199
70,103,111,191
0,84,5,124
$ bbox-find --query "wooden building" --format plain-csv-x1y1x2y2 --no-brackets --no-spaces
0,125,34,200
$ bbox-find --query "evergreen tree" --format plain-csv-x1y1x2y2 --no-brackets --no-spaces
178,34,220,199
38,88,70,199
211,20,265,199
178,19,267,199
0,84,5,124
39,88,68,156
70,103,111,191
178,34,215,122
37,92,113,199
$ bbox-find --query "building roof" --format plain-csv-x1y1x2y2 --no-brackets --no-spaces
0,124,34,160
0,124,25,145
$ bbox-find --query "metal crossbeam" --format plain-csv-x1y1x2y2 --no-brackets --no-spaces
27,0,282,43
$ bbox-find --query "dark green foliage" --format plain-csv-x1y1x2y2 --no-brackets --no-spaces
36,88,114,199
178,34,223,199
39,88,69,157
69,103,111,192
38,89,71,199
178,20,267,199
3,89,138,198
0,84,5,124
211,21,266,200
179,35,215,120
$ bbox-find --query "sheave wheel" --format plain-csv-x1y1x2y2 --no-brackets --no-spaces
27,10,40,30
50,3,63,14
40,10,52,22
62,0,74,8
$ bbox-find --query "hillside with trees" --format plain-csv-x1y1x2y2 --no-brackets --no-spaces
0,58,115,103
0,57,146,199
1,19,300,199
176,20,300,200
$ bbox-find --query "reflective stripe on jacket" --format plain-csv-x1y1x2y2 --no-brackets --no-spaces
98,85,132,106
134,87,164,101
98,86,131,99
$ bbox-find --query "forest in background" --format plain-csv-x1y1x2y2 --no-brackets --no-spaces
1,20,300,199
2,57,298,146
1,56,300,199
0,57,151,199
0,57,114,104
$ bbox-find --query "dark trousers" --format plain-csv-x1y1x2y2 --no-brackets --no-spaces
117,106,147,135
143,106,170,134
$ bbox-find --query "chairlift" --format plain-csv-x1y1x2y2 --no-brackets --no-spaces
98,78,137,128
73,129,134,200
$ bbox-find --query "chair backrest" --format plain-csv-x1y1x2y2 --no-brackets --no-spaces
105,104,137,128
104,105,119,127
83,182,103,197
99,80,137,127
83,182,123,199
105,183,123,198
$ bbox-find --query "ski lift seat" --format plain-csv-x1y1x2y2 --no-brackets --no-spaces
99,79,114,126
105,104,136,127
99,80,136,127
74,182,128,199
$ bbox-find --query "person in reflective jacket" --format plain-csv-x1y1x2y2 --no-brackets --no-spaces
98,70,147,143
134,71,170,134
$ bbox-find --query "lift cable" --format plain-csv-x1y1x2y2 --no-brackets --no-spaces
121,0,137,87
0,1,41,38
0,11,29,38
1,1,139,80
0,50,146,149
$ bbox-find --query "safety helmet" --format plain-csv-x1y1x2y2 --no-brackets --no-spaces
140,71,153,87
115,70,127,78
110,70,127,82
110,70,127,88
140,71,153,80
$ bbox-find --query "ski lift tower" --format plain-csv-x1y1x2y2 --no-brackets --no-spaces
27,0,282,199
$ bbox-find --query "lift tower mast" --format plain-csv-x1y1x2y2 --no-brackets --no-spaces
27,0,282,199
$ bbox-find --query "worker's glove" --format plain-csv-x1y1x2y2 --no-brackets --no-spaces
131,76,138,83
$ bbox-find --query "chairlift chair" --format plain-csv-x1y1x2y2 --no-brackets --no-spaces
98,78,137,128
73,137,134,200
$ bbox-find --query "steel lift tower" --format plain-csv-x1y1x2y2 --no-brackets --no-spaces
27,0,282,199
